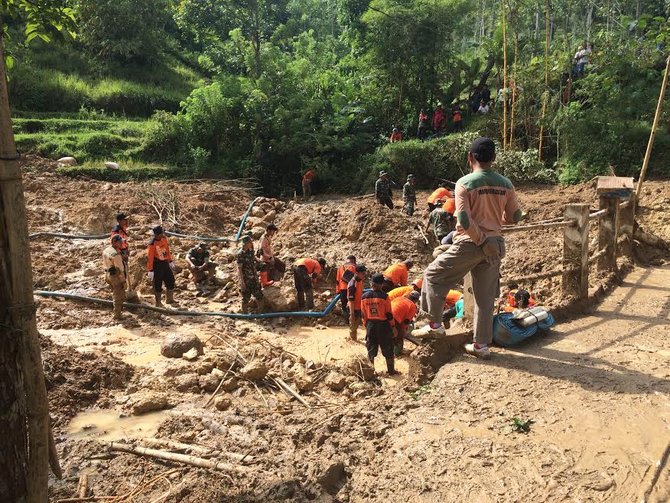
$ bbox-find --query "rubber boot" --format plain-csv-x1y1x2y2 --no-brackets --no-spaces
166,289,176,304
241,299,249,314
154,291,163,307
305,289,315,310
386,357,398,376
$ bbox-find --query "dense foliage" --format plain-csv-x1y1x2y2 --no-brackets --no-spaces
5,0,670,193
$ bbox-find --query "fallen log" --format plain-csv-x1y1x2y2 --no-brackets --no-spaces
76,473,88,499
140,438,255,464
107,442,250,473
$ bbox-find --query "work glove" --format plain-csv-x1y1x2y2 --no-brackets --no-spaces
481,238,501,264
169,261,176,271
147,271,154,281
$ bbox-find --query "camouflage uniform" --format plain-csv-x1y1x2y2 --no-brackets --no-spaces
402,181,417,216
237,248,264,312
375,177,394,209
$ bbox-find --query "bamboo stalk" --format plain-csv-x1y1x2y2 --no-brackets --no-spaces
140,438,212,455
636,55,670,199
107,442,250,473
538,0,550,161
501,0,508,149
76,474,89,499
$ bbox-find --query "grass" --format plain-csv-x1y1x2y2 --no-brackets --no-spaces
57,161,186,182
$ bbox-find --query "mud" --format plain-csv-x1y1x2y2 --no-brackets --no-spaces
15,159,670,501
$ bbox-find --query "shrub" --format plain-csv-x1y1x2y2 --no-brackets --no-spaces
495,148,557,184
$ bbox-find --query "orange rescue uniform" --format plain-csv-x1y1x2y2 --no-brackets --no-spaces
391,296,417,327
336,262,356,291
427,187,453,204
388,285,414,301
347,276,364,311
295,258,322,276
503,289,536,312
445,289,462,307
442,198,456,214
383,262,409,287
361,290,395,326
147,237,173,271
302,169,316,183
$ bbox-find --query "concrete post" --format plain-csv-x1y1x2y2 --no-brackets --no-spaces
618,194,636,258
562,204,590,300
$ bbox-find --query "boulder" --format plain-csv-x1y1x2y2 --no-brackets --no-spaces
57,156,77,167
174,374,200,393
262,284,298,312
220,377,239,392
262,210,276,222
342,357,375,381
214,270,231,287
239,361,269,381
161,333,204,358
246,216,265,228
82,267,98,278
251,226,266,239
198,374,220,392
105,161,120,170
250,206,265,218
130,393,168,415
214,396,233,411
324,372,347,392
293,367,315,392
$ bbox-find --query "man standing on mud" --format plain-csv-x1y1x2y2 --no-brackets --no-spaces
302,167,316,201
237,235,265,313
412,137,522,359
111,212,130,294
347,264,367,341
362,273,398,375
403,174,417,216
103,235,127,320
375,171,394,209
147,225,177,307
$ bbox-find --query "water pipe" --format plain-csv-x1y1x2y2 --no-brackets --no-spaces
33,290,341,320
164,231,230,243
234,197,263,241
29,232,108,240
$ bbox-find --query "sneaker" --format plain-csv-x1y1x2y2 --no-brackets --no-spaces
464,343,491,360
411,324,446,337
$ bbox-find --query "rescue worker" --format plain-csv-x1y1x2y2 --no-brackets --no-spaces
426,203,454,243
293,257,327,310
382,259,413,292
442,295,464,329
500,282,536,312
452,106,463,131
389,127,402,142
146,225,176,307
417,109,429,140
259,223,279,287
336,255,357,317
402,174,417,216
387,278,423,301
302,167,316,201
347,264,367,341
111,212,130,293
103,235,127,320
413,137,522,360
427,185,453,212
362,273,397,375
237,235,265,313
391,290,420,356
433,103,447,135
375,171,394,209
186,242,216,296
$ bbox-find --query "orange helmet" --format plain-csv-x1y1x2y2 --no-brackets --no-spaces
443,198,456,214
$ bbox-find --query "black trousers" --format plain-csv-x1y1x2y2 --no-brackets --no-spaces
293,265,314,309
378,197,394,209
365,320,394,360
153,259,175,293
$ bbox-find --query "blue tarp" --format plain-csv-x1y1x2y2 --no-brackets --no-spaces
493,311,555,347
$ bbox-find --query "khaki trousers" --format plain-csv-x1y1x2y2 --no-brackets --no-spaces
420,237,505,345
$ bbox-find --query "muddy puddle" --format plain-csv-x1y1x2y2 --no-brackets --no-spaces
67,409,168,441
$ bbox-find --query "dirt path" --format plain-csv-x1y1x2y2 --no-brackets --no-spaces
351,265,670,502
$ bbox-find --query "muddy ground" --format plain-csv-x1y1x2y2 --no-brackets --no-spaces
17,157,670,502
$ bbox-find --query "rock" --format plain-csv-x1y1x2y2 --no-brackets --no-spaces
317,460,346,494
174,374,200,393
82,267,98,277
214,270,231,287
325,372,347,392
57,156,77,167
262,284,298,312
131,393,168,415
214,396,233,411
105,161,120,170
263,210,276,222
246,216,265,228
293,367,315,392
239,361,269,381
250,207,265,218
251,226,266,239
161,333,204,358
220,377,239,392
343,357,375,381
198,374,220,393
182,347,199,361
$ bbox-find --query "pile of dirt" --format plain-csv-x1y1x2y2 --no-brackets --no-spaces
41,334,134,426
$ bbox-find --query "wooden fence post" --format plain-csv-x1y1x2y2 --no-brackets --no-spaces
562,204,589,300
618,194,636,258
463,273,474,325
597,195,620,272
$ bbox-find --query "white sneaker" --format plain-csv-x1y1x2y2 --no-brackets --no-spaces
411,324,446,337
464,343,491,359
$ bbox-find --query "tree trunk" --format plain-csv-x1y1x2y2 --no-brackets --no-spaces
0,25,50,503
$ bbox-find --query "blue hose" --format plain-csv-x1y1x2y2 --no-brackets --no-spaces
234,197,262,242
34,290,341,320
164,231,230,243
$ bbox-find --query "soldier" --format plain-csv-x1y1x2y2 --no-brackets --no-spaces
102,235,127,320
237,235,265,313
402,174,417,216
186,242,217,296
375,171,394,209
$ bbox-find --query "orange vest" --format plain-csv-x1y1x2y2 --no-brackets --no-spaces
296,258,321,276
391,296,417,326
445,290,462,307
361,290,394,325
347,277,364,311
387,285,413,301
336,262,356,291
147,237,173,271
427,187,453,204
442,198,456,214
383,263,409,287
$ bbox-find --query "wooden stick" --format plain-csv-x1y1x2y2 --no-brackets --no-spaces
107,442,250,473
140,438,211,455
637,55,670,200
415,224,430,245
77,474,89,499
642,441,670,502
501,220,573,233
272,378,311,409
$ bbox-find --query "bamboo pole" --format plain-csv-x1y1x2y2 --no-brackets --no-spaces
501,0,508,149
510,30,519,149
0,23,50,502
538,0,550,161
636,55,670,200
